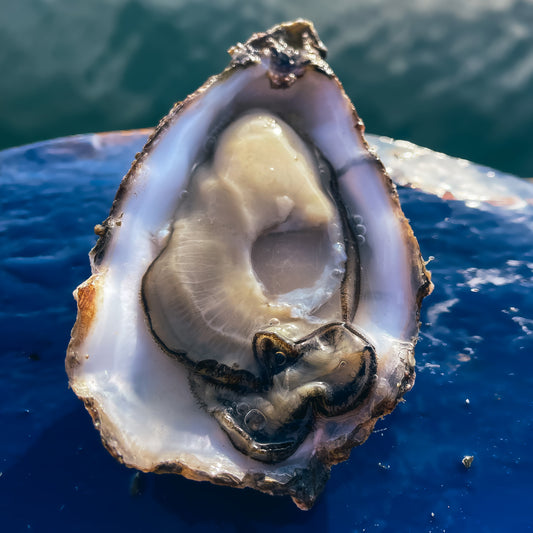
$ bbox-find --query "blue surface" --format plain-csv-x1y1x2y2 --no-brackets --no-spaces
1,133,532,532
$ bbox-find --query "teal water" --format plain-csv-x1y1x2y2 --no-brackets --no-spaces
1,0,532,177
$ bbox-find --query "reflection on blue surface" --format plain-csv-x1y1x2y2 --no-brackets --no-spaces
1,133,532,532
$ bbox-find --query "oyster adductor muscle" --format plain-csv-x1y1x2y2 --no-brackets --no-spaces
67,20,432,510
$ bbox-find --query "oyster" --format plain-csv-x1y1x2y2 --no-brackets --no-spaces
66,20,432,509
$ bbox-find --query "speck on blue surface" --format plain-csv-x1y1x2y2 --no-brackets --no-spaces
0,133,532,532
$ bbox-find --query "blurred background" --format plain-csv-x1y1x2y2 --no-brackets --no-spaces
1,0,533,177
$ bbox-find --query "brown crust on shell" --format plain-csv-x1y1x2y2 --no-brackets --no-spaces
229,19,332,88
154,450,331,510
66,275,102,374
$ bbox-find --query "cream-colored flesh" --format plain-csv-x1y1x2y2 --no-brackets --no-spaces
143,111,346,372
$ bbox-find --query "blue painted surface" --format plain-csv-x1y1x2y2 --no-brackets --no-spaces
1,133,532,532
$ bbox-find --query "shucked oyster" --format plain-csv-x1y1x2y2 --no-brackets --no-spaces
67,20,432,509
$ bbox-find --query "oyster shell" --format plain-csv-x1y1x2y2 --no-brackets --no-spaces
66,20,432,509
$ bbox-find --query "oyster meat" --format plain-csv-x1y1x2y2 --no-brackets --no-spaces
67,20,432,509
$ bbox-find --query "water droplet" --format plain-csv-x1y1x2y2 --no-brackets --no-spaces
357,234,366,244
355,224,367,235
244,409,266,432
269,317,280,326
352,214,363,224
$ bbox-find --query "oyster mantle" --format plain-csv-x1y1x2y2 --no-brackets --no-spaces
67,20,432,509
